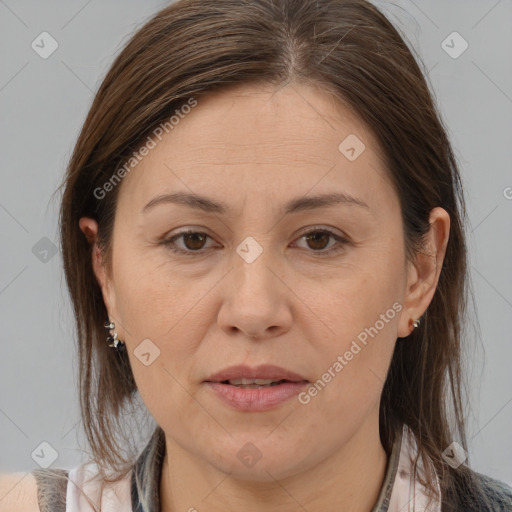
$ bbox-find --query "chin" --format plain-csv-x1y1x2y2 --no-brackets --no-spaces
204,440,311,482
218,458,307,483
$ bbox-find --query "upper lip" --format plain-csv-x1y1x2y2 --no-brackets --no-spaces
205,364,309,383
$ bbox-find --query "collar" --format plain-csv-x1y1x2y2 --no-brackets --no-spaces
132,423,441,511
372,423,442,511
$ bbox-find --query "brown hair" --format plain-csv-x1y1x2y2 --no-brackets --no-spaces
58,0,485,509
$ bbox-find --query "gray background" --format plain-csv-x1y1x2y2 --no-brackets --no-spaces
1,0,511,486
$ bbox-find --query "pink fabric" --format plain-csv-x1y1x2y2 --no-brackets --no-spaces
66,462,132,512
388,424,442,511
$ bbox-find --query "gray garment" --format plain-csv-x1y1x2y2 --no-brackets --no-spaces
30,467,69,512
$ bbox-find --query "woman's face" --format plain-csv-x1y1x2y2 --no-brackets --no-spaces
82,81,446,482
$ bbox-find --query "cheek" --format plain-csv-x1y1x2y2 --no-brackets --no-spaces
109,243,215,404
304,235,404,338
299,240,404,411
111,239,205,338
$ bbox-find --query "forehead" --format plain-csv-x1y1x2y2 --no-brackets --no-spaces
116,81,392,214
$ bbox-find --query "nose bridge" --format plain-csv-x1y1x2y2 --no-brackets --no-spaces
232,234,278,298
217,236,292,338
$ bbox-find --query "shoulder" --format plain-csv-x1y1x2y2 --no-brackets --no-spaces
0,471,40,512
473,471,512,511
450,469,512,511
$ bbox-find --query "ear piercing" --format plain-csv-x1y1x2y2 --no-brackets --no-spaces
104,319,125,349
409,317,421,331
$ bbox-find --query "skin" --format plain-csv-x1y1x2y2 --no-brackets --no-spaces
79,81,450,511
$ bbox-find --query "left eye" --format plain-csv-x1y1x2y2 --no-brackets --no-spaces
293,229,348,254
162,228,348,256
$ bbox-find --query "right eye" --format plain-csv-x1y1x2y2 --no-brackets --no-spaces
162,230,217,255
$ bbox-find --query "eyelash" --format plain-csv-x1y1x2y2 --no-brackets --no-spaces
161,227,349,257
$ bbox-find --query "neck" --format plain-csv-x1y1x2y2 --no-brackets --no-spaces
159,412,388,511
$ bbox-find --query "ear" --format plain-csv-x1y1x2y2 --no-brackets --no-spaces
397,207,450,338
78,217,119,324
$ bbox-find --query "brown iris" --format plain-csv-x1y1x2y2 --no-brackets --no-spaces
182,233,208,251
304,231,330,251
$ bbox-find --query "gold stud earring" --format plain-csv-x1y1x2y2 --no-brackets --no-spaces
408,317,421,331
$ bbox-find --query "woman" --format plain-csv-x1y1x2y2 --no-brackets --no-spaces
2,0,511,510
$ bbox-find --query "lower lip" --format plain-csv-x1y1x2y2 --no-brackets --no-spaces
204,381,309,411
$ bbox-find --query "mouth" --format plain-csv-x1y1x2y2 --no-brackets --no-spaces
216,378,306,388
203,364,309,411
204,364,309,386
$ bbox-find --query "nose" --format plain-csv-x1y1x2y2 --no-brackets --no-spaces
216,249,293,340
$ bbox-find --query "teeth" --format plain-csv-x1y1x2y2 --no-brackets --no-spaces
234,383,278,388
228,378,281,386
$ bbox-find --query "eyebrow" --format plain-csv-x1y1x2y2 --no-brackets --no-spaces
142,191,370,215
